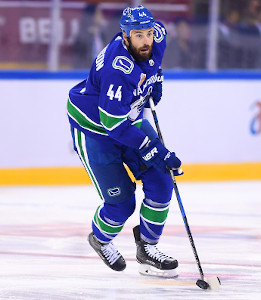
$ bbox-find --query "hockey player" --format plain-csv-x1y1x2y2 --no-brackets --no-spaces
67,5,182,277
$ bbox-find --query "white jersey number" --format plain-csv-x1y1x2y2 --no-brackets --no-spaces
107,84,122,101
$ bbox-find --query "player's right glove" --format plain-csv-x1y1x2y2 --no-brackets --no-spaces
139,138,182,175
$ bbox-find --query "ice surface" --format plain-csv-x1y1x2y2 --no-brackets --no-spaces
0,181,260,299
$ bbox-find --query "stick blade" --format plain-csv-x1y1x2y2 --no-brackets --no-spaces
206,276,221,290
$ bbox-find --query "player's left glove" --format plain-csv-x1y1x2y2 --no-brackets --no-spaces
145,69,163,107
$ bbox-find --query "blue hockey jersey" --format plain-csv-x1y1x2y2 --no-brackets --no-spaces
67,22,167,150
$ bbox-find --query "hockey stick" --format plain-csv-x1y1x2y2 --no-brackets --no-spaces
149,97,220,290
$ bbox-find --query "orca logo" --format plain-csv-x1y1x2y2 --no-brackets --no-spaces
112,56,134,74
107,187,121,197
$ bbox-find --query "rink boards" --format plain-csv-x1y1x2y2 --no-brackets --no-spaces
0,71,260,184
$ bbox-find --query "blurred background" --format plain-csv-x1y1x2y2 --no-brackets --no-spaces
0,0,261,184
1,0,261,71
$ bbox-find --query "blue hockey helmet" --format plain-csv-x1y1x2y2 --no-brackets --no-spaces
120,5,155,38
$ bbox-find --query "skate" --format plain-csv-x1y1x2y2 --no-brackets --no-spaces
88,232,126,271
133,225,178,277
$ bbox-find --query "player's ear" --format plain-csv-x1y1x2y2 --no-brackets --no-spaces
122,31,129,46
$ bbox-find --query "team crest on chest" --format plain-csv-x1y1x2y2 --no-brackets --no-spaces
112,56,134,74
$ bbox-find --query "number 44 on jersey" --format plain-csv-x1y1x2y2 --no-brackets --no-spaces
107,84,122,101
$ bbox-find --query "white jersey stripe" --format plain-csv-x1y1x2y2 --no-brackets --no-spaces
73,128,104,201
80,132,104,201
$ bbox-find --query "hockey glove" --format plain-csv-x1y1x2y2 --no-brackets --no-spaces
139,138,182,175
145,69,163,107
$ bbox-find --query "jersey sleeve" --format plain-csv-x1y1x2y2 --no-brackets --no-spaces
153,21,167,64
98,68,148,149
154,21,167,43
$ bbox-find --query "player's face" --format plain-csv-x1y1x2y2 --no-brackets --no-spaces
125,28,154,61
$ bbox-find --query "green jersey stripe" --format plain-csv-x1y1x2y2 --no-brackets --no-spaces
68,98,103,127
67,98,107,135
132,119,142,128
98,107,129,131
98,106,130,119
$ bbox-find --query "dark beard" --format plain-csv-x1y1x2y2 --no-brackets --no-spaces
127,38,152,61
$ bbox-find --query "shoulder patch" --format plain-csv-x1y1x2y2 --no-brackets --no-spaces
154,23,166,43
112,56,134,74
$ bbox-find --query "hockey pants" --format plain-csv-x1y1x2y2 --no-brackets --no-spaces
71,120,173,244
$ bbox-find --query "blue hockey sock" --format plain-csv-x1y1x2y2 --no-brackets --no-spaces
92,194,136,243
139,198,170,244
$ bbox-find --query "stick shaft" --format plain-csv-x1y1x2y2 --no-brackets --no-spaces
149,98,205,279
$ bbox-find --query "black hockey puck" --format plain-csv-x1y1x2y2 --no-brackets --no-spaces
196,279,209,290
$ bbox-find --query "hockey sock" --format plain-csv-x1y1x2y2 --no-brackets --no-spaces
139,198,170,244
92,204,125,243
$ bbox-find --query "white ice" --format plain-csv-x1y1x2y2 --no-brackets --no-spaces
0,181,261,300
